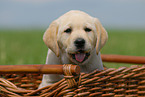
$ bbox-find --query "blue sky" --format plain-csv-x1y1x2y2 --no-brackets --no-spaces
0,0,145,29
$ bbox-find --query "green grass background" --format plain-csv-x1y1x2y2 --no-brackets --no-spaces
0,29,145,68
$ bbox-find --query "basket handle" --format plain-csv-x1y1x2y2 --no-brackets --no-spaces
0,64,80,75
63,64,80,88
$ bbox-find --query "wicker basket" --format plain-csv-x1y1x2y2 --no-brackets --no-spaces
0,55,145,97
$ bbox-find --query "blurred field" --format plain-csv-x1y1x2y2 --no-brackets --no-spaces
0,29,145,68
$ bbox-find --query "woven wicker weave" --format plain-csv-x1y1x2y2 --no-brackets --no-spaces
0,65,145,97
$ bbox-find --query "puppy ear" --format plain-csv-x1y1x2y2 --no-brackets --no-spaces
43,21,59,57
94,18,108,55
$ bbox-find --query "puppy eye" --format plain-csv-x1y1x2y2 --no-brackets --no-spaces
64,28,72,33
84,28,92,32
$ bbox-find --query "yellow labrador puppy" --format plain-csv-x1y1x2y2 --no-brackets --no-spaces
39,10,108,88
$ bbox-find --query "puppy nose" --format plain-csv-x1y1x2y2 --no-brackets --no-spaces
74,38,85,48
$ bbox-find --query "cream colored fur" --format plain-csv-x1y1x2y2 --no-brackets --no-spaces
39,10,108,88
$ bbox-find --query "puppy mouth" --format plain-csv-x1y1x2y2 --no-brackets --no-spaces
69,50,90,63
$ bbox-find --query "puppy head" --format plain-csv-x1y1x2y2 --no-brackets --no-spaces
43,10,108,64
